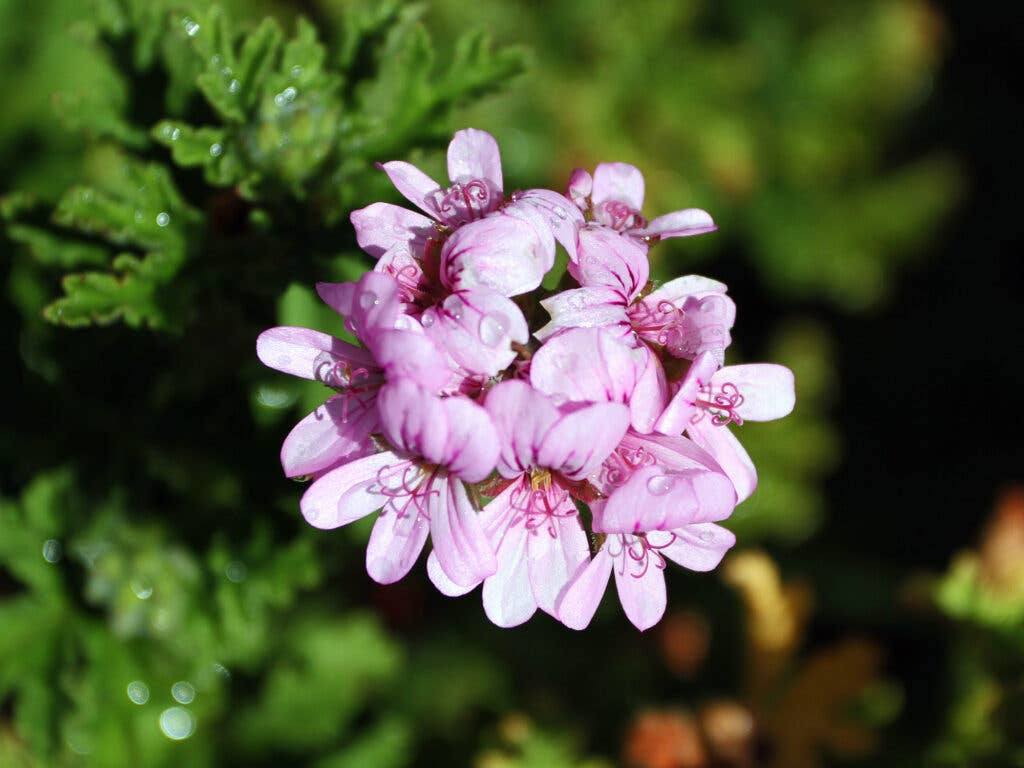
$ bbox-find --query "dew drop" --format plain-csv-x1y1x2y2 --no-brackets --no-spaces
127,681,150,705
225,561,247,583
478,311,507,346
698,529,715,543
182,18,200,37
209,143,223,158
130,578,153,600
553,206,567,219
42,539,62,563
133,209,143,223
159,707,195,740
156,212,170,227
443,295,464,320
227,78,240,94
358,291,380,311
290,65,303,77
646,475,674,496
171,681,195,704
420,312,435,328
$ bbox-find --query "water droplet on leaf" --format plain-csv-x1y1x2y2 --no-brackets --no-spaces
159,707,195,740
171,681,195,704
209,143,223,157
42,539,62,563
126,681,149,705
156,212,170,227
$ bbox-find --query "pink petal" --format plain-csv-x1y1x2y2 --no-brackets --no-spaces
427,550,477,596
530,327,642,407
653,524,735,572
439,392,501,483
484,380,561,477
643,274,728,307
527,497,590,616
377,379,451,466
557,548,613,631
591,162,645,211
482,517,537,627
422,288,528,377
299,451,396,529
505,188,582,260
441,215,550,297
594,464,735,534
629,347,669,434
369,328,451,392
366,502,430,584
567,168,593,209
256,327,378,382
281,393,379,477
653,352,719,435
317,272,402,338
686,418,757,503
569,227,649,300
634,208,716,239
447,128,503,193
377,161,442,219
350,202,436,259
712,364,796,421
612,540,667,631
429,477,497,587
537,402,631,480
535,286,629,342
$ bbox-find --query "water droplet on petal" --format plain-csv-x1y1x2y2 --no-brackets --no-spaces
156,212,170,227
698,529,715,543
209,143,223,157
646,475,674,496
159,707,195,740
553,206,567,219
443,295,464,320
42,539,62,563
420,312,435,328
478,311,507,346
171,681,195,704
358,291,380,311
127,681,149,705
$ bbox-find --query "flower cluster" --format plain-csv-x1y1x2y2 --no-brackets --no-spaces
257,129,795,631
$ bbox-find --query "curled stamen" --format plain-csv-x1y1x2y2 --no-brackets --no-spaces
692,382,745,427
606,533,669,579
372,463,442,520
431,179,495,224
601,446,657,488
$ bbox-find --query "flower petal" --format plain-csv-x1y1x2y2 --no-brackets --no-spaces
377,161,442,219
447,128,503,193
530,327,642,407
366,502,430,584
369,328,451,392
377,379,451,466
686,418,758,503
281,393,379,477
506,188,582,259
569,227,649,300
591,162,645,211
629,347,669,434
527,496,591,616
643,274,728,307
427,550,477,596
350,202,436,259
537,402,631,480
612,539,667,631
256,327,377,382
430,477,497,587
535,286,629,342
441,215,550,297
712,364,796,422
317,272,403,338
634,208,717,239
483,517,536,627
422,288,528,378
567,168,593,209
439,392,501,483
653,352,719,435
654,524,735,572
299,451,396,529
557,547,613,631
485,380,561,477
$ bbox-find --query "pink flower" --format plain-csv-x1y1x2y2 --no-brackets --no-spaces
557,431,736,631
654,351,796,502
569,162,716,241
301,378,499,586
428,380,631,627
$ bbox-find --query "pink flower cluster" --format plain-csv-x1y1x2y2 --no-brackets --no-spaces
257,129,795,631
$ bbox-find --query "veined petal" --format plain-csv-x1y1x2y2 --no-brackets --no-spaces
423,288,528,377
256,327,377,382
535,286,629,342
653,524,735,572
531,327,641,407
299,451,396,529
592,162,645,211
369,328,451,392
630,347,669,434
350,202,436,259
377,379,451,466
447,128,503,193
686,418,757,503
430,477,497,587
427,550,477,596
441,215,549,297
653,352,719,435
366,500,430,584
567,168,593,209
485,380,561,477
317,272,403,338
527,496,590,617
537,402,631,480
281,393,378,477
643,274,728,308
483,516,536,627
439,392,500,483
612,540,667,631
557,547,613,631
377,161,442,219
570,227,649,300
634,208,716,239
713,364,796,421
508,188,583,259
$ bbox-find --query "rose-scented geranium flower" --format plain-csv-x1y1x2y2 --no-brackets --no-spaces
258,128,795,630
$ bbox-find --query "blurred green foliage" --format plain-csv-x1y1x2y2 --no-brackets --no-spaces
0,0,1003,766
